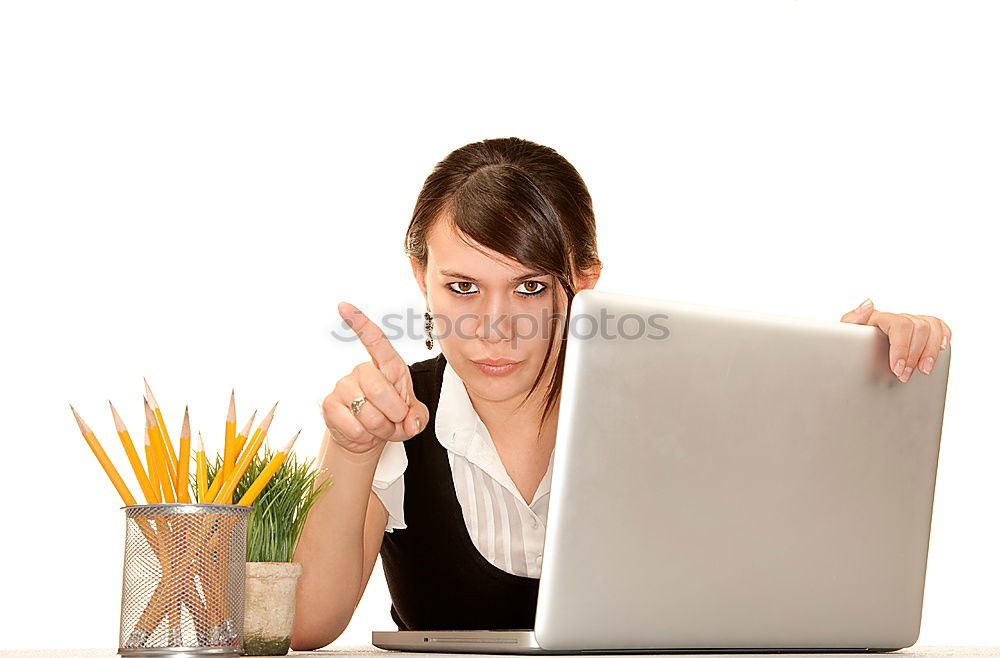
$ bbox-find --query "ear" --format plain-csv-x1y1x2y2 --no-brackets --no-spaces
410,257,429,301
573,263,602,292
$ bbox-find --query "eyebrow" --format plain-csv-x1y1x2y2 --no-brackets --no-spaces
439,269,547,283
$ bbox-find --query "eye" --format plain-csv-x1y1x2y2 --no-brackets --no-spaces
515,280,547,296
446,280,548,297
447,281,479,295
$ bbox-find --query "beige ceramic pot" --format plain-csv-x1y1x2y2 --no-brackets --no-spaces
243,561,303,655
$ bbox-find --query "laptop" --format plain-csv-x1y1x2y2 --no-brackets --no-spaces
372,289,952,653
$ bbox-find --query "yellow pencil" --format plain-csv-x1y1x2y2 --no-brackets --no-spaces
109,401,157,504
195,431,208,503
144,378,179,488
241,403,277,460
222,390,237,492
210,411,254,503
204,466,225,504
176,406,192,503
144,432,162,504
213,403,276,503
70,405,136,506
203,409,256,502
214,408,274,504
234,410,257,460
238,430,301,506
144,398,175,503
206,401,277,503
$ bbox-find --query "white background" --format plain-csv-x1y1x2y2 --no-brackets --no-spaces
1,0,997,650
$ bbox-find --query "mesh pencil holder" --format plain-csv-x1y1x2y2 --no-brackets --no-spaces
118,503,252,657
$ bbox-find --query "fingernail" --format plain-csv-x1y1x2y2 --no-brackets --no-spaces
858,298,873,311
900,366,913,383
921,356,934,374
941,335,949,350
414,417,421,430
893,359,905,377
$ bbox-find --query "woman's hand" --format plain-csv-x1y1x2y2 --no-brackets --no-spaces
322,301,430,454
840,298,952,383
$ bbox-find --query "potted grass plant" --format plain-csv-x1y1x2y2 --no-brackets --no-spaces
204,447,329,656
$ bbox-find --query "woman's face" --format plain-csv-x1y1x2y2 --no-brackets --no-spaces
412,219,598,409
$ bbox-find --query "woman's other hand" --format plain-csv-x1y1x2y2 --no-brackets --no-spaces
323,302,430,454
840,298,952,383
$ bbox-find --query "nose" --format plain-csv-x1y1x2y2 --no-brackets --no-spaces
475,294,515,344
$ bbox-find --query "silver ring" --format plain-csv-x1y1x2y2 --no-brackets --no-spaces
350,396,367,416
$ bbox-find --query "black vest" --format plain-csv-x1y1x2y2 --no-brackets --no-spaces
378,352,540,631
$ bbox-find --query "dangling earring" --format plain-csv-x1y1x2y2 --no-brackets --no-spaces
424,311,435,350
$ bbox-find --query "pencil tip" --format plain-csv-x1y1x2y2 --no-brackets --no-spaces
239,410,257,436
143,400,155,427
282,429,302,453
108,401,125,428
70,406,89,433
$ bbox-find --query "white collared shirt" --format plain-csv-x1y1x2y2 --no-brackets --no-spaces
371,360,554,579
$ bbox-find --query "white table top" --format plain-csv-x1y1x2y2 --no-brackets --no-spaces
2,646,998,657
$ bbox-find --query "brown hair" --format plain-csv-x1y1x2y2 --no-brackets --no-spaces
404,137,602,435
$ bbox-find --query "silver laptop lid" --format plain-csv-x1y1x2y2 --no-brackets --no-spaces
535,289,951,651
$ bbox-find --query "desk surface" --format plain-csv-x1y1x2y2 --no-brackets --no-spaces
2,646,998,657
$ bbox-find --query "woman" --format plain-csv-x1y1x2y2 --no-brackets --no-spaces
290,137,952,650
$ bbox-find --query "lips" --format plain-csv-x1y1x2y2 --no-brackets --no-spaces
472,358,522,377
473,358,521,366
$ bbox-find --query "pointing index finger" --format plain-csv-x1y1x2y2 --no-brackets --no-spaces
339,301,408,384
